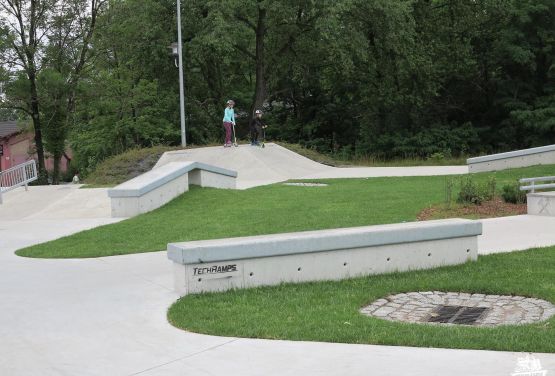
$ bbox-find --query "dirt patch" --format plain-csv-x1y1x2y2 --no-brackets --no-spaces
417,197,527,221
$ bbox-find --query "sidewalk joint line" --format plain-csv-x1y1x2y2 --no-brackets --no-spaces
128,338,239,375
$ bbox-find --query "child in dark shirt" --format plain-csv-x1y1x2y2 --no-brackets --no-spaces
250,109,266,146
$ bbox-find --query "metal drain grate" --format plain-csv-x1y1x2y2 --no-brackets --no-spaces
428,305,489,325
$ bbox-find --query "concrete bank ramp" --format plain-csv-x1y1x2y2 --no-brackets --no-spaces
155,143,468,189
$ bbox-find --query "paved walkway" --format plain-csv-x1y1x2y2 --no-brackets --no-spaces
0,185,111,219
1,212,554,375
1,150,554,375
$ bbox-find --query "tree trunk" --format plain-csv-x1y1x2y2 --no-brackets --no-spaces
251,5,267,118
29,74,48,183
52,152,62,185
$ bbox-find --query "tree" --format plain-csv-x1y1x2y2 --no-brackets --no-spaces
43,0,105,183
494,0,555,147
0,0,53,182
69,0,182,173
0,0,106,183
6,0,548,176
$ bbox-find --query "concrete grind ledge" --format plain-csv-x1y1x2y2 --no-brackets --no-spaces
108,161,237,217
108,161,237,198
467,144,555,173
168,218,482,296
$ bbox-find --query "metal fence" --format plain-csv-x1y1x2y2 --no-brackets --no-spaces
0,160,38,204
519,176,555,193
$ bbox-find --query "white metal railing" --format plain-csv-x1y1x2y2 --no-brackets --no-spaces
0,160,38,204
519,176,555,193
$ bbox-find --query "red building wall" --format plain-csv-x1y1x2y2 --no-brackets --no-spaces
0,132,71,173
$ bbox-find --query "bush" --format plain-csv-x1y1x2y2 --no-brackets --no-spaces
84,145,178,185
457,177,484,205
457,176,497,205
444,177,454,206
365,123,480,159
501,182,527,204
485,176,496,201
429,151,447,162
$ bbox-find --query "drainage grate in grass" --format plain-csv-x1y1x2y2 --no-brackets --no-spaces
428,305,489,325
361,292,555,327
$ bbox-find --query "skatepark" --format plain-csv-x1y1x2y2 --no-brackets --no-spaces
1,144,555,375
155,143,469,189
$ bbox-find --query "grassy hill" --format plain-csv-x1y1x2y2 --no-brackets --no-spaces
83,146,178,186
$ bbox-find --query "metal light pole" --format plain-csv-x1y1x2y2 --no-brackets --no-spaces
176,0,186,147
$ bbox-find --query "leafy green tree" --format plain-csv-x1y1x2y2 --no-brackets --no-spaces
0,0,106,183
494,0,555,147
0,0,54,182
8,0,549,176
70,0,180,173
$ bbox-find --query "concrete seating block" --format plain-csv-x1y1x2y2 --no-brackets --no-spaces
467,145,555,173
168,218,482,296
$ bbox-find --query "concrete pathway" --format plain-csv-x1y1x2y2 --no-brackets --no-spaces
156,143,468,189
0,148,554,375
1,213,554,375
0,185,111,220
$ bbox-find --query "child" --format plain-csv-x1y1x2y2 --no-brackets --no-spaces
249,109,266,146
222,99,236,147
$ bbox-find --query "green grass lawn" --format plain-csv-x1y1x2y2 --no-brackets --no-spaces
168,246,555,353
15,164,555,259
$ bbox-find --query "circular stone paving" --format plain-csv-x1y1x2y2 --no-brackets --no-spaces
360,292,555,327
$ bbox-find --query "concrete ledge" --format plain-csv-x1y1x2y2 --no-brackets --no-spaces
108,162,236,198
110,174,189,217
168,219,482,296
527,192,555,216
108,161,237,217
467,145,555,173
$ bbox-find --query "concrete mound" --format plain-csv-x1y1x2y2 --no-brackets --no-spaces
0,144,468,218
155,143,468,189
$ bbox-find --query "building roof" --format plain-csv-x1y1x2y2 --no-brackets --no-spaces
0,121,21,139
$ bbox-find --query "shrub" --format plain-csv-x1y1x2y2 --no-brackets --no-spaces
484,176,497,201
84,145,177,185
429,152,446,162
458,177,485,205
444,177,455,208
501,182,527,204
457,176,497,205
